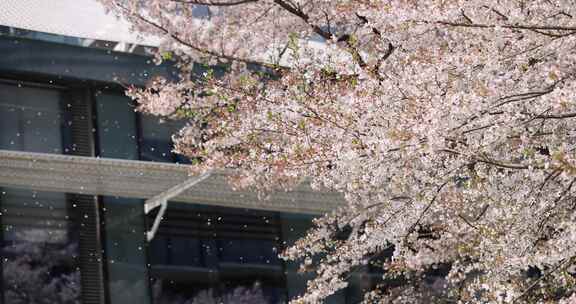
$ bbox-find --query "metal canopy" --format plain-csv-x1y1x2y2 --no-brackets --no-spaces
145,172,212,241
0,149,344,214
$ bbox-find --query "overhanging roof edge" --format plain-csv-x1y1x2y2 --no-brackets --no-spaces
0,150,344,214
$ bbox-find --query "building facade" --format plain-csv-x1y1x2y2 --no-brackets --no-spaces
0,25,382,304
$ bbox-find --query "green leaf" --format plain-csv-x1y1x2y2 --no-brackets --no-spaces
161,51,173,61
227,103,237,113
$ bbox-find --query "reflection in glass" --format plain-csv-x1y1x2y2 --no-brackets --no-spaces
280,213,315,302
153,282,272,304
149,203,286,303
95,92,138,160
145,202,379,303
0,188,81,304
139,114,188,164
102,197,150,304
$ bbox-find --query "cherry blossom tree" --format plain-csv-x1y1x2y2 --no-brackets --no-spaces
99,1,576,302
2,230,81,304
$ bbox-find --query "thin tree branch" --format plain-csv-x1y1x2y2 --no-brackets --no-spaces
536,112,576,119
116,3,286,70
513,256,575,303
170,0,257,6
434,20,576,32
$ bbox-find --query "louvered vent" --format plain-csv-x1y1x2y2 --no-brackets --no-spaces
157,207,282,241
70,193,106,304
66,90,94,156
150,205,286,286
65,90,106,304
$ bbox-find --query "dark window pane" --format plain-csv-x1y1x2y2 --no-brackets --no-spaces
139,115,188,163
170,237,202,266
149,235,169,266
280,213,320,302
218,239,279,265
149,203,286,304
0,83,64,154
0,188,81,304
95,92,138,159
102,197,150,304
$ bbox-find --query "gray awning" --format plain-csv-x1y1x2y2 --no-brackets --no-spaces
0,150,344,214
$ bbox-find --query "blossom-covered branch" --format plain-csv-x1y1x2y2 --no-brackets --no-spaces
100,1,576,302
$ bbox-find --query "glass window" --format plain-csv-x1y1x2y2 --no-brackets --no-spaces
149,203,287,304
102,196,150,304
280,214,373,304
146,202,373,304
95,92,139,160
93,93,189,164
139,114,188,164
280,213,315,302
0,82,65,154
0,188,81,304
